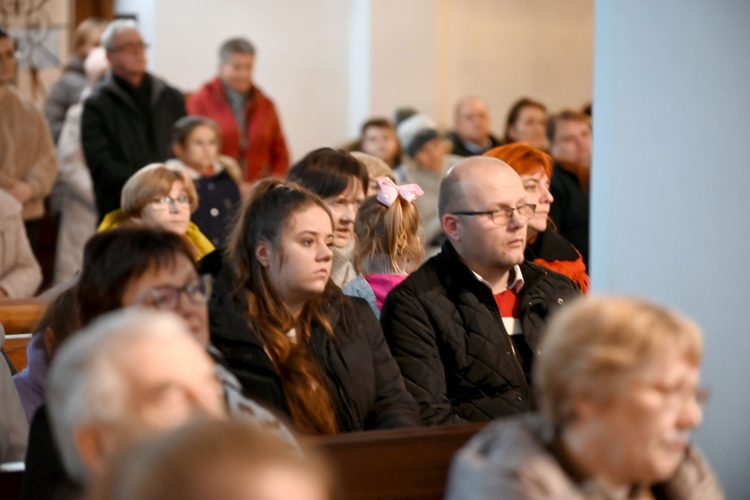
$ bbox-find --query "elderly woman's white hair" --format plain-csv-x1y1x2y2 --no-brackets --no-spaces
534,295,703,427
46,309,194,483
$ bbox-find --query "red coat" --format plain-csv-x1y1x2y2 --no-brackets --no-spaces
187,78,289,181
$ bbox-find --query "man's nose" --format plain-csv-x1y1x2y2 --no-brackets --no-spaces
509,209,528,228
342,203,356,221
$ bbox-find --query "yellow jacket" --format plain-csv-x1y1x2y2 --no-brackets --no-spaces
97,209,215,261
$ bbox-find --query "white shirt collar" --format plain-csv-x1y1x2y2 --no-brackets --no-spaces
471,265,525,294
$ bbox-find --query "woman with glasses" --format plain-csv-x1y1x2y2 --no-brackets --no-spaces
22,227,296,500
210,179,420,435
484,143,589,292
446,296,722,499
286,148,369,287
97,163,214,259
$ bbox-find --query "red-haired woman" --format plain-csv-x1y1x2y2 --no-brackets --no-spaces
484,143,589,292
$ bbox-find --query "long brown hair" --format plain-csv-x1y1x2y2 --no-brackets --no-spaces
226,179,340,435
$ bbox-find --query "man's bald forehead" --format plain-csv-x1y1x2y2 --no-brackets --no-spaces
455,96,487,117
438,157,517,216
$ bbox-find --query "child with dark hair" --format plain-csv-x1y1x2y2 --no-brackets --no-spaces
167,115,242,248
356,118,401,168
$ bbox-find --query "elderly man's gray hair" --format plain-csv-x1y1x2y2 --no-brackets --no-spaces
219,37,255,64
46,309,193,484
101,19,140,51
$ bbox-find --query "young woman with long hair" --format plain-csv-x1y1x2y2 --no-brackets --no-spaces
209,178,419,435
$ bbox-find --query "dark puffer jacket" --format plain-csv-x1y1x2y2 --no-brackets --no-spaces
208,265,420,432
82,72,186,217
380,242,579,425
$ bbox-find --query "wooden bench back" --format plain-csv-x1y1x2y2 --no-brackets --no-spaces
0,423,486,500
0,300,47,371
308,422,487,500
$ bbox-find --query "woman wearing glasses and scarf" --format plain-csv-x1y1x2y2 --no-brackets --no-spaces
96,163,215,260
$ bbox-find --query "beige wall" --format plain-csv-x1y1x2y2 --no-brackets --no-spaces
119,0,593,160
367,0,593,138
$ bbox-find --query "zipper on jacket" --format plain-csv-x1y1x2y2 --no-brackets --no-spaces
483,295,531,405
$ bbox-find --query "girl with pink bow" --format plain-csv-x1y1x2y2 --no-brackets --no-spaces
342,179,425,318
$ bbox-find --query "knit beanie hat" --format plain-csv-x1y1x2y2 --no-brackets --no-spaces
393,107,418,128
397,114,440,158
350,152,395,182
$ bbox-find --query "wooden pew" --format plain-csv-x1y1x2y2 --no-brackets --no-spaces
0,300,47,372
0,423,487,500
308,422,487,500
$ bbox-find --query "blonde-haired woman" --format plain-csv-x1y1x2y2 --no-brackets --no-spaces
446,295,722,499
98,163,214,259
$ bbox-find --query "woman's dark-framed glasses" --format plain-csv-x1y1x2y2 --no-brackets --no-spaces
135,274,212,311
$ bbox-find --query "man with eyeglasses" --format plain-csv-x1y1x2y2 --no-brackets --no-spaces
381,156,579,425
81,19,186,219
0,26,58,251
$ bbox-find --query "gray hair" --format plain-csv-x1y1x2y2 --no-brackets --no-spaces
219,37,255,64
101,19,140,51
47,309,193,483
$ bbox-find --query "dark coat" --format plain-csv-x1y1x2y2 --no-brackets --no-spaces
525,229,589,293
549,161,590,267
447,132,502,157
380,241,579,425
81,72,186,217
191,170,241,248
208,266,420,432
22,404,80,500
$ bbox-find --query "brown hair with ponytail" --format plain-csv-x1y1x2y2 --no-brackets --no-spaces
226,178,340,435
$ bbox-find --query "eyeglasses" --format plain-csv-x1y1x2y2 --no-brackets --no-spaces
135,275,212,311
451,204,536,226
151,194,191,210
111,41,149,53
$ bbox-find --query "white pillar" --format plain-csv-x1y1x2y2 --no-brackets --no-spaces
593,1,750,496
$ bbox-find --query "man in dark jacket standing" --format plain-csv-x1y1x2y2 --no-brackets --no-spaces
381,156,579,425
82,20,186,218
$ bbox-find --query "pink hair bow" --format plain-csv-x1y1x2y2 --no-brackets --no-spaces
376,178,424,207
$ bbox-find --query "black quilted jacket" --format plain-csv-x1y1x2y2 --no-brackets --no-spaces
208,264,420,432
380,242,579,425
